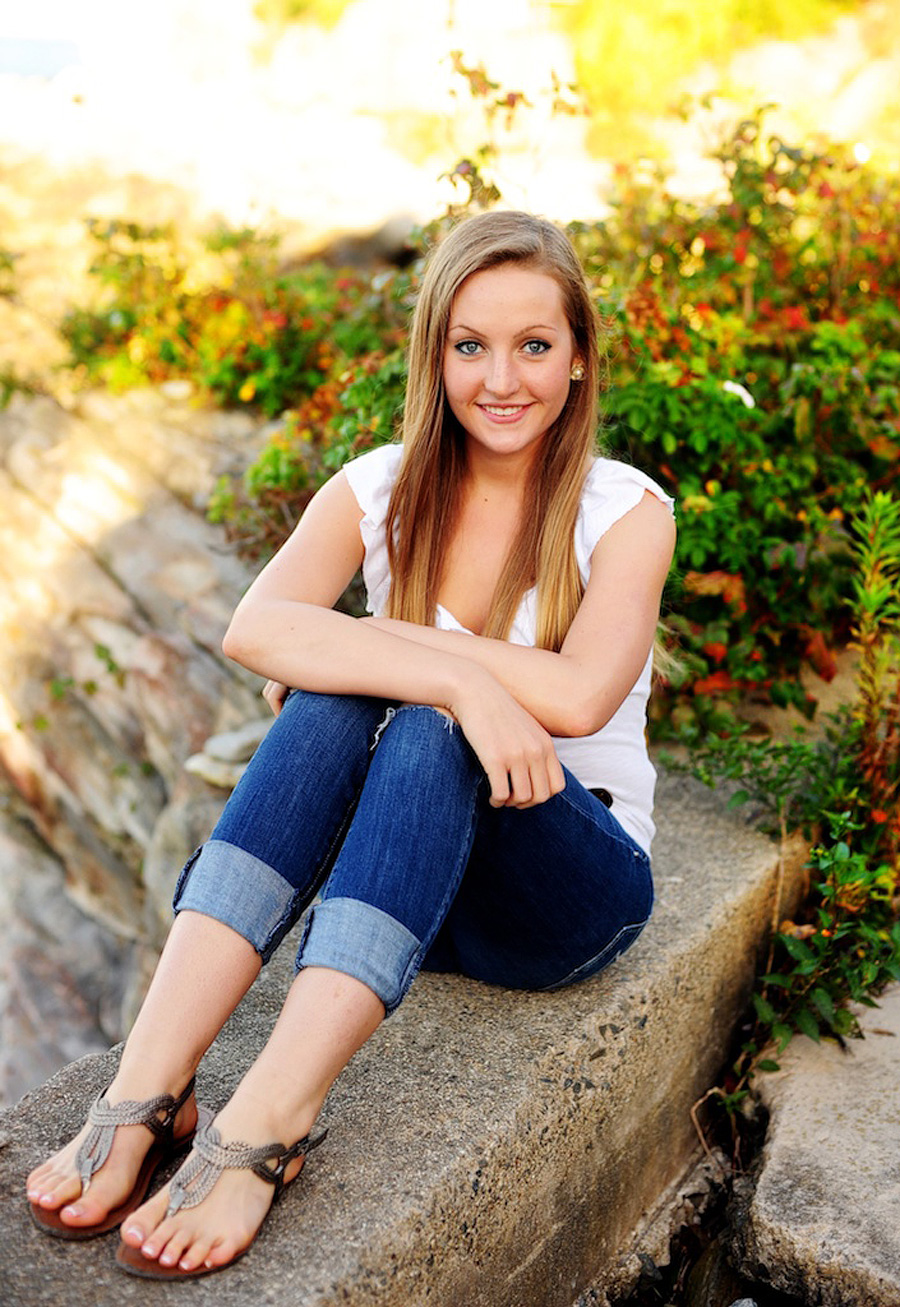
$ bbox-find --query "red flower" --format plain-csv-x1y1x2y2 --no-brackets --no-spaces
702,641,728,665
693,670,738,696
782,305,809,331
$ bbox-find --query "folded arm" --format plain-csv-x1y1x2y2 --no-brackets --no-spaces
362,490,676,737
224,474,674,801
222,471,565,807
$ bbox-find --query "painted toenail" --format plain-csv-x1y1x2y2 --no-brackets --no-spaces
63,1205,82,1217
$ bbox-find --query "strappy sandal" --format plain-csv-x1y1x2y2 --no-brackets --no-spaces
29,1077,203,1240
115,1120,328,1279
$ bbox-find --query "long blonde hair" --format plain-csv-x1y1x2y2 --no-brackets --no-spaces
385,211,602,651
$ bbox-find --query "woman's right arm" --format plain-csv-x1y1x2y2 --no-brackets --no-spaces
223,472,564,808
224,471,470,707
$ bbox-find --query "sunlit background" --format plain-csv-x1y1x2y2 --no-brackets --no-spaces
1,0,898,236
1,0,897,397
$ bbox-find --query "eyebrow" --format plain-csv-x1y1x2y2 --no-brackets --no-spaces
447,322,561,334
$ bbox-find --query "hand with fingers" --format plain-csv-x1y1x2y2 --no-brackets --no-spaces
262,680,291,716
449,669,565,809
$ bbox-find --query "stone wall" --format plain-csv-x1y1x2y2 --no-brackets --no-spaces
0,387,272,1101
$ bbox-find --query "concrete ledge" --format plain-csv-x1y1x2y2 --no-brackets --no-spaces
0,770,807,1306
732,985,900,1307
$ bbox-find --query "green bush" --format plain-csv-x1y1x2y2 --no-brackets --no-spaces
577,114,900,727
674,489,899,1121
61,221,406,417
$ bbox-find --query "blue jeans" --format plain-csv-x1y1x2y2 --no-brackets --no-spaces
173,691,653,1015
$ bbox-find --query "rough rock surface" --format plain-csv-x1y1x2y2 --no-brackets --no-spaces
0,770,809,1307
0,390,265,1089
0,793,134,1107
732,985,900,1307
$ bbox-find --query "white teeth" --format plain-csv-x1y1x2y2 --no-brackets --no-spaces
482,405,523,416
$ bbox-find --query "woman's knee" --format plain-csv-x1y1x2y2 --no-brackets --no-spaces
374,704,476,781
278,688,385,734
256,690,387,763
213,692,388,841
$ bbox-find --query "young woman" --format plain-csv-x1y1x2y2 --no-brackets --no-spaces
26,210,676,1279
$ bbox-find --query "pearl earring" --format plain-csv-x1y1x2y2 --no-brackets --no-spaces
570,362,585,381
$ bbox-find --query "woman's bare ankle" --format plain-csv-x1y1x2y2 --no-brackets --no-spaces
213,1081,320,1153
110,1045,200,1105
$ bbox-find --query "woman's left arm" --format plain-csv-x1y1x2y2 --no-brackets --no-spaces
364,491,675,737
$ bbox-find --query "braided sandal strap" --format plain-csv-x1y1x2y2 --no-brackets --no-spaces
74,1077,196,1194
166,1123,328,1217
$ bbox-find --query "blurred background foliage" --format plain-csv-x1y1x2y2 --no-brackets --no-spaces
249,0,887,163
56,103,900,750
556,0,864,156
253,0,353,28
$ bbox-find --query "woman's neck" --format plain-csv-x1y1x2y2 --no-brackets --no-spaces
461,441,539,501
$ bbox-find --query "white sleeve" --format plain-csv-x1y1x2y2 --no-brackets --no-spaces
574,458,675,582
342,444,404,615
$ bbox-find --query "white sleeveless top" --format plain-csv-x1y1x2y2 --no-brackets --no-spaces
344,444,674,853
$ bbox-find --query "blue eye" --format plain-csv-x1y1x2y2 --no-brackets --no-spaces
522,339,550,355
454,340,482,356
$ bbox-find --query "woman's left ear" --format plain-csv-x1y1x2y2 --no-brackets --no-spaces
570,360,585,382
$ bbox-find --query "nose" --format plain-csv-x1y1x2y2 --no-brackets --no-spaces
485,351,517,398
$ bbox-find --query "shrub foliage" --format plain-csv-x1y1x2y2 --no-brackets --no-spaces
678,488,899,1134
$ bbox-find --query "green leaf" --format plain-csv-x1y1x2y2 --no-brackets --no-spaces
772,1021,793,1052
757,1059,781,1073
752,992,776,1024
832,1007,856,1035
780,934,815,964
795,1007,821,1042
811,987,836,1024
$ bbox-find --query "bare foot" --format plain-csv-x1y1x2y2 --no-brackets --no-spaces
26,1080,198,1232
119,1100,312,1274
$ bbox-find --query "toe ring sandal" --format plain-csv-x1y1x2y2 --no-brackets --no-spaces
115,1121,328,1279
29,1077,202,1240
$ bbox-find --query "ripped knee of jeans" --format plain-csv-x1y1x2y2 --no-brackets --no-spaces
391,703,458,734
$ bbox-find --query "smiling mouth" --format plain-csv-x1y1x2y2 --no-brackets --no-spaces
480,404,528,417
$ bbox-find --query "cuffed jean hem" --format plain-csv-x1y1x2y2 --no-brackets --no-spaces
173,839,300,963
295,896,420,1016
